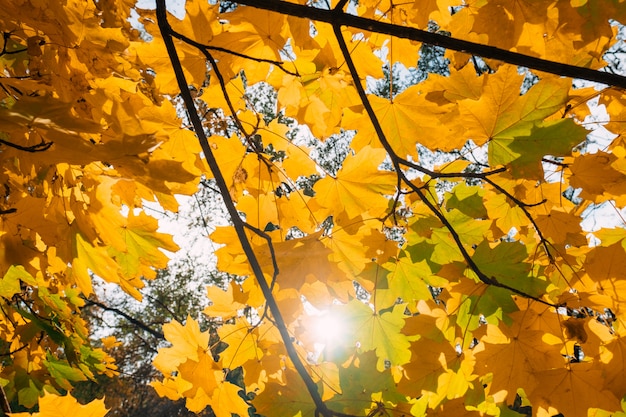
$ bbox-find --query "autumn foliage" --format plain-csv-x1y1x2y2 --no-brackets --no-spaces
1,0,626,416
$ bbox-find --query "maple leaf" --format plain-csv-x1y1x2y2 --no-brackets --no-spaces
598,336,626,399
463,0,554,54
0,265,27,298
8,392,108,417
132,35,206,95
568,151,626,202
314,146,396,219
205,381,250,417
176,353,219,411
153,317,210,374
400,306,458,396
490,119,587,178
213,8,287,79
474,321,563,402
357,84,464,157
327,350,406,416
531,363,621,417
335,301,411,370
217,317,263,369
204,282,247,320
323,214,398,279
471,241,547,297
379,254,439,305
253,368,319,417
257,232,343,291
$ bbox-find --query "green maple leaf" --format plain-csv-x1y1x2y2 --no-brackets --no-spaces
490,118,586,178
472,241,548,297
337,301,411,370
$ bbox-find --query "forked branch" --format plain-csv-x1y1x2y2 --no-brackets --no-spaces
331,23,559,308
155,3,334,417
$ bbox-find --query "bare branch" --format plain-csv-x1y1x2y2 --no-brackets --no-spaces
155,3,333,416
332,22,558,308
83,297,165,340
0,138,53,152
235,0,626,89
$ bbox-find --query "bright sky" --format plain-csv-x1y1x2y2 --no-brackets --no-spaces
135,0,186,19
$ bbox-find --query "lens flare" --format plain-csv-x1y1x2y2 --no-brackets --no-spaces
304,306,346,364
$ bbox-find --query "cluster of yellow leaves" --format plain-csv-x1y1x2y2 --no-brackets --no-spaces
0,0,201,410
147,1,626,416
3,0,626,416
150,318,250,417
9,392,107,417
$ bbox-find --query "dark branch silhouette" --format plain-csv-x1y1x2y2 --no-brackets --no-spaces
234,0,626,89
83,297,165,340
155,3,336,417
0,138,53,152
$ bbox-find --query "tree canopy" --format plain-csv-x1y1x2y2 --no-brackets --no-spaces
1,0,626,416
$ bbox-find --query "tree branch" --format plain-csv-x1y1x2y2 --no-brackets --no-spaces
483,177,555,263
155,4,332,416
234,0,626,89
82,297,165,340
0,138,52,152
169,29,299,77
0,384,11,416
332,23,558,308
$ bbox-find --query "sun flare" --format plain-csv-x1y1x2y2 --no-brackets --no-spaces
310,311,345,346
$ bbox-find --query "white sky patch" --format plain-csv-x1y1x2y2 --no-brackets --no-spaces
135,0,187,19
581,201,626,233
143,194,230,283
581,97,618,153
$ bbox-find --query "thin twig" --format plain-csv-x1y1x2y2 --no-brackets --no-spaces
169,29,299,77
399,156,506,179
483,177,555,263
0,138,52,152
82,297,165,340
0,384,11,415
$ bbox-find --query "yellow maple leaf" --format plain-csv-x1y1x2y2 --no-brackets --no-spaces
314,146,396,219
177,352,220,410
200,77,247,116
474,321,563,402
530,363,620,417
131,35,206,95
204,282,247,320
9,392,108,417
107,211,179,282
217,317,263,369
210,8,286,82
153,316,210,374
568,151,626,202
171,0,220,45
460,66,569,146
